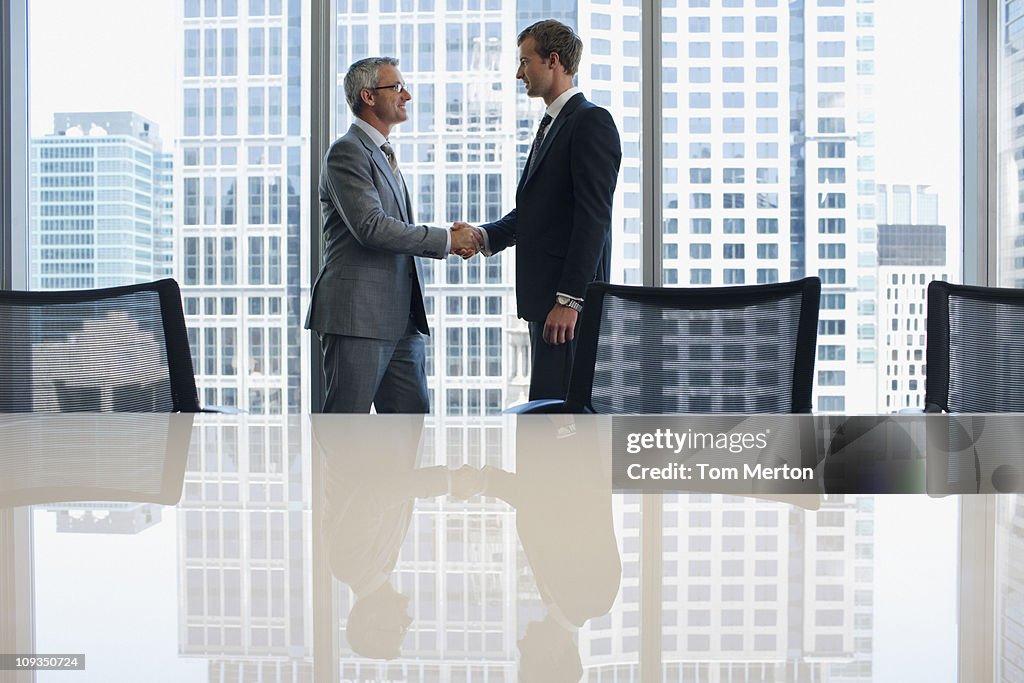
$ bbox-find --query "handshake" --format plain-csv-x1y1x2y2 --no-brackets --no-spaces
449,222,485,260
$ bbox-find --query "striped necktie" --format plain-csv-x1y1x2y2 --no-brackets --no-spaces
527,114,553,176
380,142,399,173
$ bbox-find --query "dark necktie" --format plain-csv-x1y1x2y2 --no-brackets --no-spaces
527,114,553,176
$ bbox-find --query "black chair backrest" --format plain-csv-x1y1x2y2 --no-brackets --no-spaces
0,279,200,412
565,278,821,414
926,280,1024,413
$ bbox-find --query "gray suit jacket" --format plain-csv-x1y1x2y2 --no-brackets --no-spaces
305,124,448,340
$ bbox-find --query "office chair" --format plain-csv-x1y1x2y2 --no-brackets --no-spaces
925,280,1024,413
0,278,201,412
512,277,821,414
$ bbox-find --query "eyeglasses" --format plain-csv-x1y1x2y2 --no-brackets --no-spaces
369,82,408,93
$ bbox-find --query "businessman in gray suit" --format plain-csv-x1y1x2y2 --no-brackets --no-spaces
305,57,482,413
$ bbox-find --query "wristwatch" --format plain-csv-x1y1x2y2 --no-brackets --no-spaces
555,294,583,313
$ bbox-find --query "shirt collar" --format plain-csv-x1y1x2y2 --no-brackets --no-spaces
353,116,388,149
545,86,582,121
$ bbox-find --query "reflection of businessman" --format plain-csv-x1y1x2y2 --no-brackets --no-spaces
315,415,474,659
456,20,622,401
305,57,480,413
465,418,621,681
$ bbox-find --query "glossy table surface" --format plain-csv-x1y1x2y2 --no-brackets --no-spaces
0,414,962,682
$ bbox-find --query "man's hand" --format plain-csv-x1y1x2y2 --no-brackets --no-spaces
543,304,579,345
450,222,483,259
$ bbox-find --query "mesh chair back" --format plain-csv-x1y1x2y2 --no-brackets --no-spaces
566,278,820,413
0,279,200,412
926,281,1024,412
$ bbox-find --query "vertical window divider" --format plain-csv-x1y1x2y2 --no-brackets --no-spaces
641,0,663,289
310,0,338,674
640,7,664,683
1,0,28,290
963,0,994,287
309,0,334,413
961,3,996,681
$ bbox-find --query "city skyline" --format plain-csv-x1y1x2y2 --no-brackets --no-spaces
26,0,964,417
27,0,961,227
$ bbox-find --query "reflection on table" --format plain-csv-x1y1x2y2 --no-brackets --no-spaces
0,414,895,683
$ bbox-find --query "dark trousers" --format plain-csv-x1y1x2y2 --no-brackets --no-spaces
528,320,578,401
320,319,429,414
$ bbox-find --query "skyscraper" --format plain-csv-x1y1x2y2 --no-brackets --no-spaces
578,0,878,413
874,183,948,412
178,0,306,414
30,111,172,291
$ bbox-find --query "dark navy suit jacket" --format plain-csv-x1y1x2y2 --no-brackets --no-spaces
482,93,622,322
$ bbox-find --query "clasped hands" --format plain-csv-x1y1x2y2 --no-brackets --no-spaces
449,222,484,260
449,464,486,500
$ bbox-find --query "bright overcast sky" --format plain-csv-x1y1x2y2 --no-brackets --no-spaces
29,0,176,139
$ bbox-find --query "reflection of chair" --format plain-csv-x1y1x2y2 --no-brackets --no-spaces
925,281,1024,413
516,277,820,414
0,279,200,412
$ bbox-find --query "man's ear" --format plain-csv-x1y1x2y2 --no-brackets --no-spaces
360,88,375,108
549,52,566,74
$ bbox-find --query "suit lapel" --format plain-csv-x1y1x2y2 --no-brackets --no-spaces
520,93,586,189
352,125,410,222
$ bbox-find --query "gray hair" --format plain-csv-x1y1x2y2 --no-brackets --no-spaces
344,57,400,116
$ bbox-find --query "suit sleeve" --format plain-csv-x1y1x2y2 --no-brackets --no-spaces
481,207,518,254
559,107,622,298
322,140,450,259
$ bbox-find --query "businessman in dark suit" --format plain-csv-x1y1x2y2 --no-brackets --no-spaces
456,20,621,400
305,57,482,413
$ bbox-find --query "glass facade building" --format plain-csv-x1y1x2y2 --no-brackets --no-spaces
30,111,172,291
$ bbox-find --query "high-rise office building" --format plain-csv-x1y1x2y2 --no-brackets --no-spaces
873,184,949,412
30,111,172,291
577,1,878,413
876,223,948,412
177,0,306,414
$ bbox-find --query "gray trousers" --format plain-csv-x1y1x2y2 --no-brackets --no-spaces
320,319,430,414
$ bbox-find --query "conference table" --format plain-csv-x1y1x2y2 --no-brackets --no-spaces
0,412,1003,682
